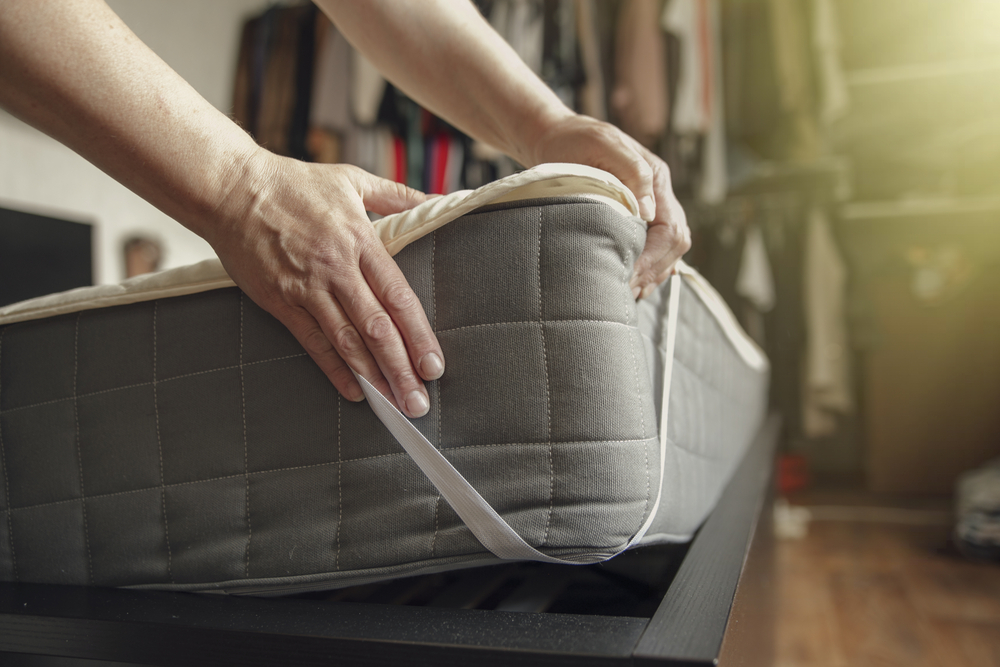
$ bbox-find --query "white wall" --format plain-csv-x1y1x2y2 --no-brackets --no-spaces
0,0,268,285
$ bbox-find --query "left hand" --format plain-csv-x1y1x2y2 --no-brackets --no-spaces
529,114,691,299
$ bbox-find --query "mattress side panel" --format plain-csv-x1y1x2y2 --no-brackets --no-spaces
640,279,770,542
0,198,653,589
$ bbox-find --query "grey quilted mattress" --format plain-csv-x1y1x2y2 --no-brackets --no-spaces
0,169,768,593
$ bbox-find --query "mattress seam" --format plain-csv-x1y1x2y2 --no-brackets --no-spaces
642,324,764,413
335,396,342,572
71,312,95,585
537,207,555,548
0,437,659,515
430,231,442,561
0,352,311,416
435,318,639,335
626,213,652,540
670,353,764,411
0,327,18,582
239,294,253,579
151,302,175,583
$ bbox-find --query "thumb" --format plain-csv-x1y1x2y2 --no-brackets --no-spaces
349,168,428,216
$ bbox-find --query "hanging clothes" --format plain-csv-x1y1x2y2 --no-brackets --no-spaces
736,224,776,313
812,0,849,127
662,0,726,203
309,17,352,134
351,50,387,126
611,0,669,148
662,0,709,135
802,206,852,438
698,0,727,203
768,0,821,160
576,0,607,121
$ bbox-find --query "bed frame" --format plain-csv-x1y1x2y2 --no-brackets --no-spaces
0,414,778,667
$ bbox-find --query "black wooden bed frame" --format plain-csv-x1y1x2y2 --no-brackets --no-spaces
0,415,778,667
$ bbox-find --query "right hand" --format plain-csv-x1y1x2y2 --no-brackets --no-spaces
210,150,443,418
528,114,691,299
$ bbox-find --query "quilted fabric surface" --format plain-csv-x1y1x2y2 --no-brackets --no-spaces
1,198,697,591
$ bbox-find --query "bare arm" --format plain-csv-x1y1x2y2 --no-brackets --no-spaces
317,0,691,294
0,0,443,417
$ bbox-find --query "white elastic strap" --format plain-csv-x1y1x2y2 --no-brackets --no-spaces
353,273,682,563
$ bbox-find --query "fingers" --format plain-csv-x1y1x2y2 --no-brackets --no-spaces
346,170,444,416
359,245,445,383
274,303,364,403
591,128,657,221
531,116,687,291
218,157,443,419
281,259,440,420
329,250,441,419
346,165,428,216
608,149,656,221
628,152,691,298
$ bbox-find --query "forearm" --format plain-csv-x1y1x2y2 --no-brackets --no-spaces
0,0,260,244
315,0,574,167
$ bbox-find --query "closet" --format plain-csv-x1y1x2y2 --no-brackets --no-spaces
227,0,1000,492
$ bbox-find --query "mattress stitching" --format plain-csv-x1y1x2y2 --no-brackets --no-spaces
0,276,238,327
152,302,174,583
239,295,253,579
335,394,342,572
0,352,311,416
0,326,18,582
639,332,751,463
0,437,659,516
435,318,639,335
537,208,555,548
625,221,651,539
669,353,763,411
72,313,95,585
430,231,441,560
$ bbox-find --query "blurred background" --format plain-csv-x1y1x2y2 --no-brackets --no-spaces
1,1,999,663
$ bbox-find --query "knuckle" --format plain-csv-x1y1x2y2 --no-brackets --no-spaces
352,232,382,259
385,364,416,391
276,277,309,306
630,157,654,188
301,327,333,356
381,281,418,312
678,231,693,254
362,312,395,343
332,324,365,356
391,179,413,201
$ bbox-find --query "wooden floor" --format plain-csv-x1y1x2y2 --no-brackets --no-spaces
775,491,1000,667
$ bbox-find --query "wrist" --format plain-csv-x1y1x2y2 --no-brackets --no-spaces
507,104,576,169
190,143,275,250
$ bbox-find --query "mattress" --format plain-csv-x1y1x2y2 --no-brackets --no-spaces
0,164,768,593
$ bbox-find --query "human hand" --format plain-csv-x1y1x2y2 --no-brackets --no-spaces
530,114,691,299
209,150,444,418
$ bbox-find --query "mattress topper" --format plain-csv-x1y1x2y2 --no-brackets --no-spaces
0,164,638,326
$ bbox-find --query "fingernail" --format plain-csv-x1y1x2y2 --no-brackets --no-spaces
639,196,655,221
631,285,641,300
347,381,365,402
406,390,429,417
420,352,444,380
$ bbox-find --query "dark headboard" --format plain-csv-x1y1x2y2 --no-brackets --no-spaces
0,205,93,308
